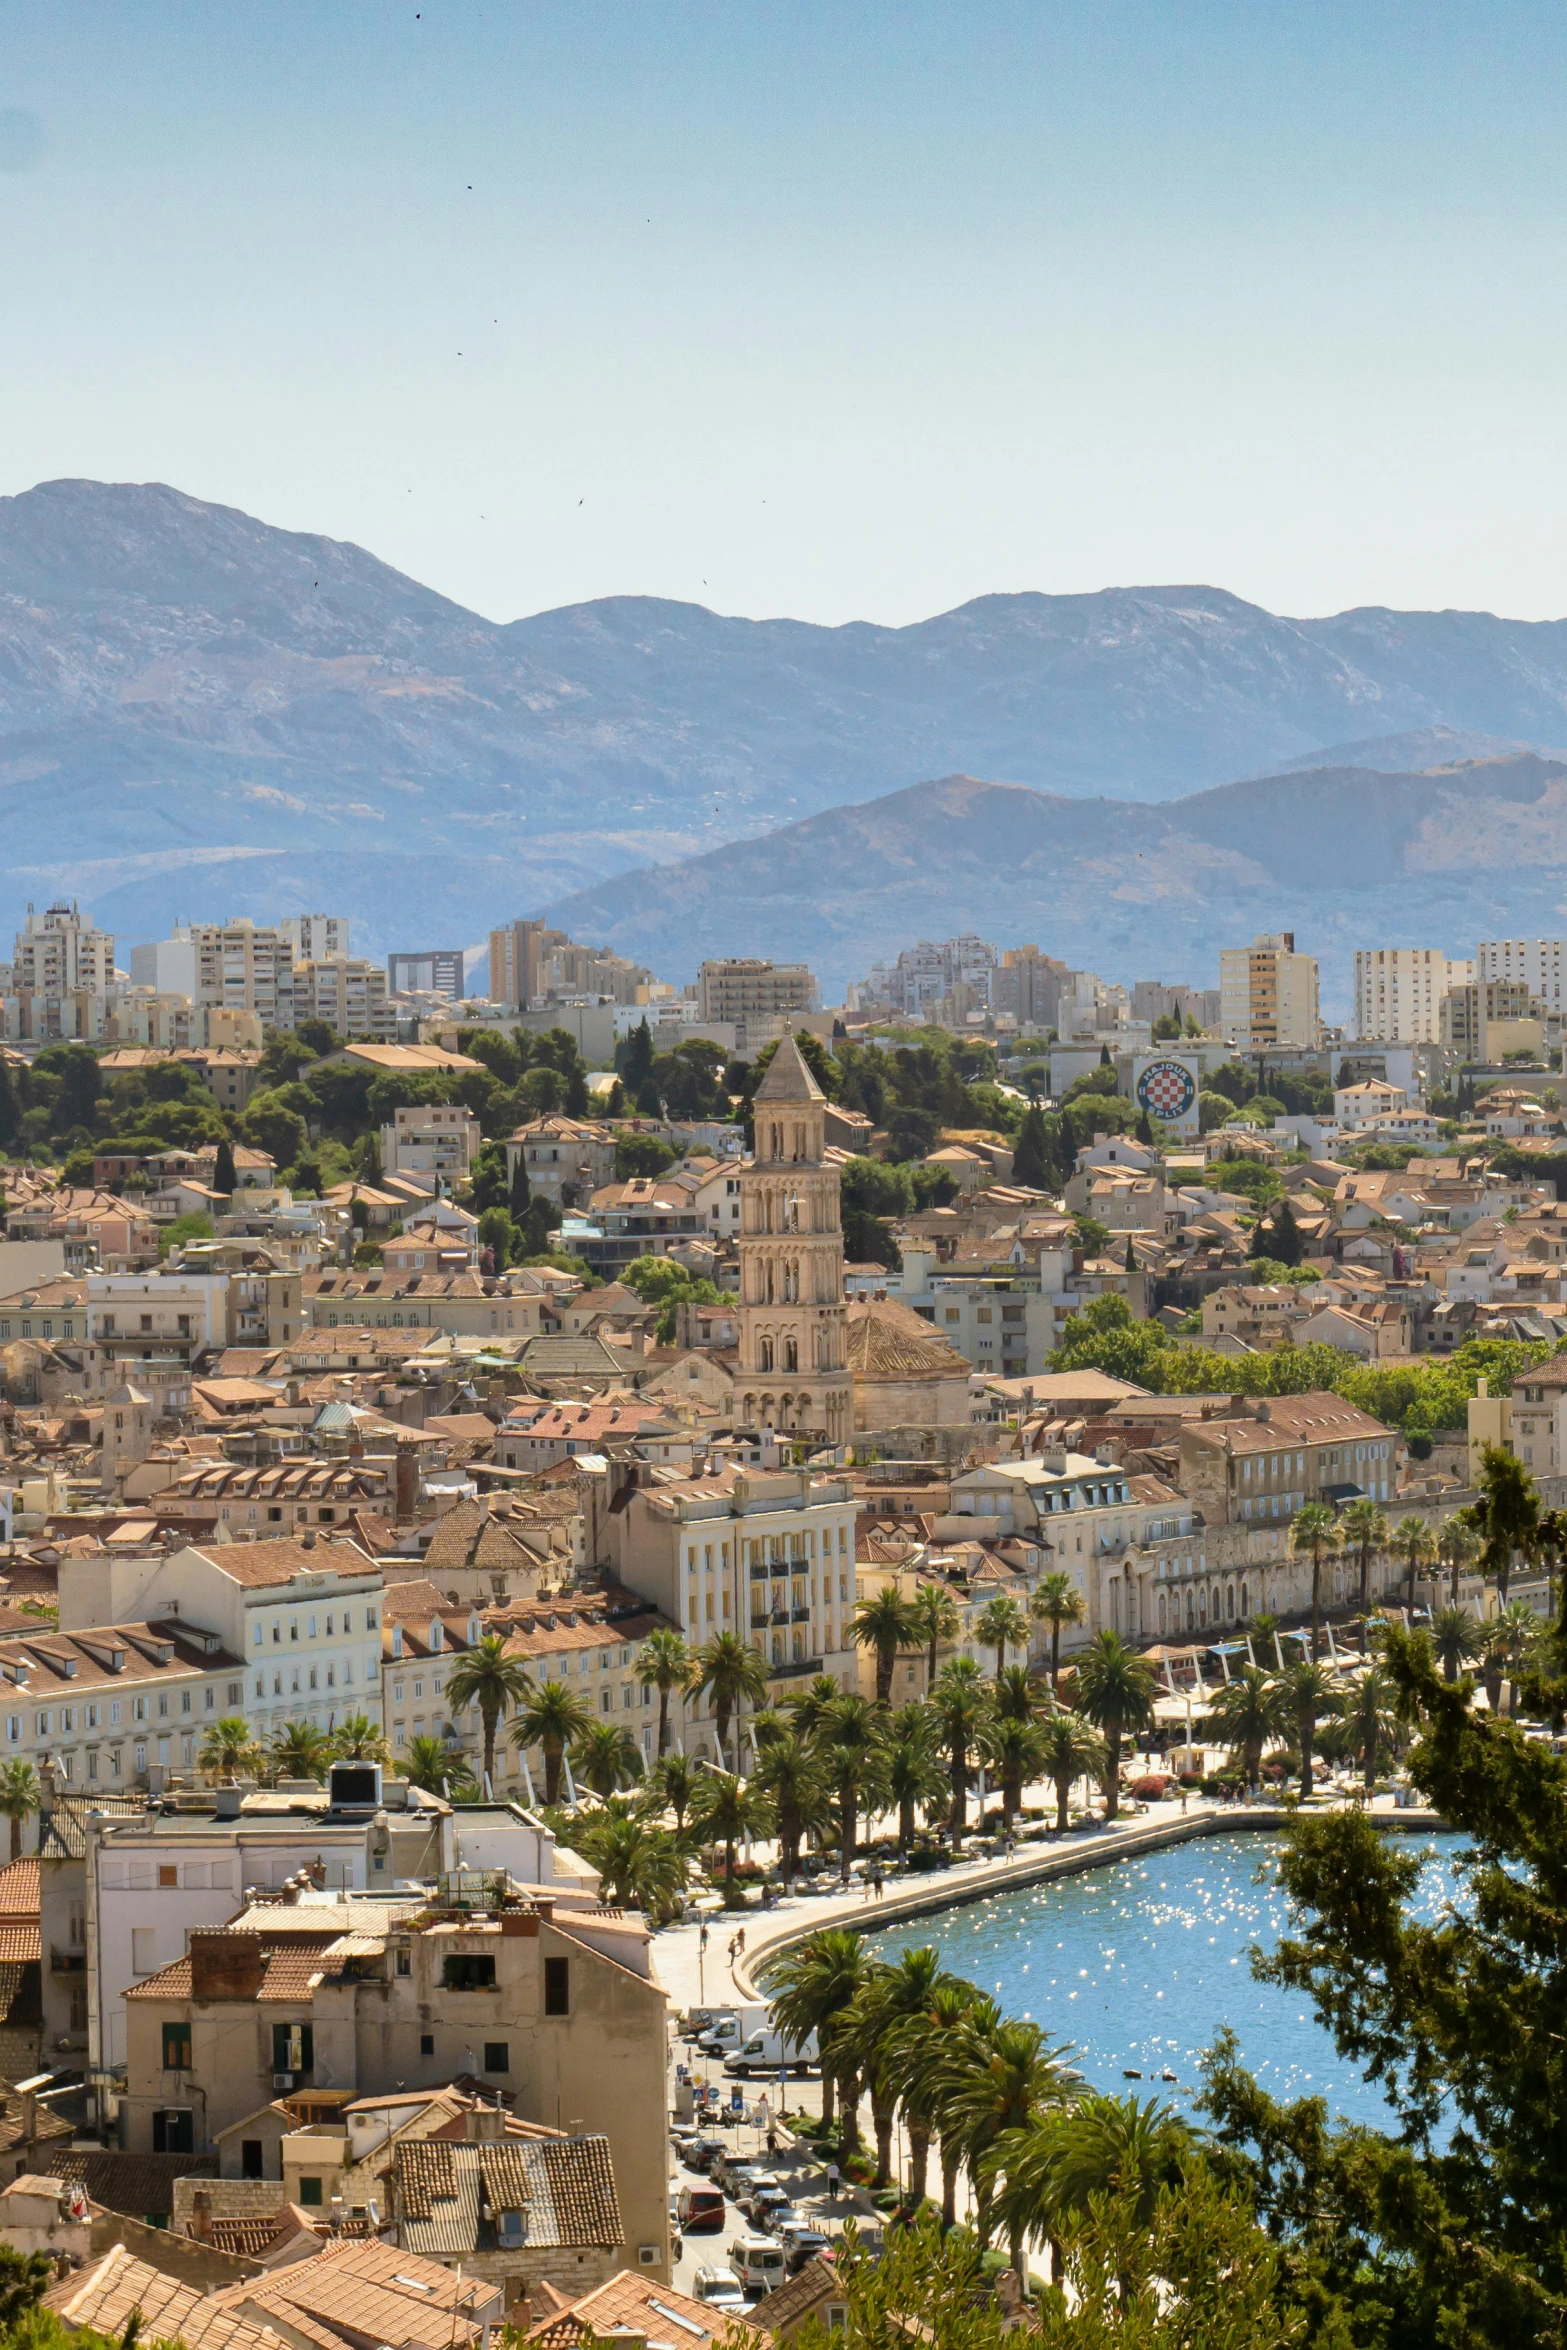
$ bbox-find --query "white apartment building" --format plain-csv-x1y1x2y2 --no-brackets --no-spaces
1477,938,1567,1018
380,1103,482,1186
191,921,294,1026
58,1535,385,1749
0,1618,248,1793
283,957,395,1041
1353,948,1475,1043
128,932,198,998
281,915,350,961
12,901,116,996
1219,933,1320,1049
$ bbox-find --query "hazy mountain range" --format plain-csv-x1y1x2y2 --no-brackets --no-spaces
8,477,1567,993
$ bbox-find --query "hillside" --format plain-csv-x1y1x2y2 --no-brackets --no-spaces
541,755,1567,1006
12,479,1567,954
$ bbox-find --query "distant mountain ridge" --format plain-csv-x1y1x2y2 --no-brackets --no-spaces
10,478,1567,956
541,755,1567,1008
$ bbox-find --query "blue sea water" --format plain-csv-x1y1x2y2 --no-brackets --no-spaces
871,1831,1466,2126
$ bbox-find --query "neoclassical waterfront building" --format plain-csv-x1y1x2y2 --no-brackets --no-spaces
736,1036,853,1444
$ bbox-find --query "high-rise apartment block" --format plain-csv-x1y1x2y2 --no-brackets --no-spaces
697,957,818,1051
1353,948,1475,1042
1476,939,1567,1016
280,914,350,962
992,946,1073,1031
1219,933,1320,1049
488,920,553,1009
387,948,466,997
12,901,115,996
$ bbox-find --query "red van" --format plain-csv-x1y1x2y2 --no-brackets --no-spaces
676,2186,726,2233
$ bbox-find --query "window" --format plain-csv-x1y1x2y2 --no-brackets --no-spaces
152,2110,193,2155
544,1956,570,2015
396,1944,411,1976
298,2177,323,2207
420,2032,435,2055
241,2141,263,2180
273,2022,314,2074
130,1928,157,1974
158,1865,177,1888
162,2022,192,2070
483,2041,510,2072
442,1953,496,1991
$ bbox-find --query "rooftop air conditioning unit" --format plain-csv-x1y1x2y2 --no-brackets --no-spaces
273,2071,296,2090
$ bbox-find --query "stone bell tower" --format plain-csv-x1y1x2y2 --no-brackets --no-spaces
736,1036,851,1444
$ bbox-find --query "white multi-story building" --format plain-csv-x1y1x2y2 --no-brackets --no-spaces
282,957,395,1041
281,914,350,962
380,1103,482,1187
1353,948,1475,1043
11,901,115,996
1219,933,1320,1049
1476,938,1567,1018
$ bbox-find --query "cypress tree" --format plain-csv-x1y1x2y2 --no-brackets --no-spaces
508,1153,531,1220
1012,1104,1050,1190
213,1136,237,1196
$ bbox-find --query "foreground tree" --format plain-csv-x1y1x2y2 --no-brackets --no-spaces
0,1763,39,1861
691,1769,773,1898
974,1595,1031,1691
332,1712,391,1763
570,1719,643,1800
1207,1663,1287,1792
751,1725,829,1887
1430,1602,1480,1684
268,1720,333,1783
510,1679,592,1805
882,1700,946,1854
403,1735,476,1800
1339,1495,1388,1650
852,1587,917,1707
931,1657,991,1849
1278,1658,1337,1800
1390,1511,1438,1616
689,1630,769,1768
765,1927,870,2132
199,1716,261,1785
1467,1441,1541,1605
1202,1620,1567,2346
574,1801,686,1917
906,1581,962,1695
1037,1710,1107,1831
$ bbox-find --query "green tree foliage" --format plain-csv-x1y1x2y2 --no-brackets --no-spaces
615,1133,677,1180
1011,1104,1053,1191
1200,1621,1567,2346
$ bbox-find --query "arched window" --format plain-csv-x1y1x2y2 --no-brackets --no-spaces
1211,1583,1221,1623
1157,1591,1167,1634
759,1337,774,1372
1239,1579,1249,1619
771,1633,783,1663
783,1337,799,1373
1199,1587,1208,1626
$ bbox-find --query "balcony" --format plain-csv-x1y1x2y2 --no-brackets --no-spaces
750,1613,770,1630
791,1607,811,1623
50,1949,86,1974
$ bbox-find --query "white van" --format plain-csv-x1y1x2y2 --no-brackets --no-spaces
696,2003,768,2055
729,2234,788,2294
723,2024,820,2077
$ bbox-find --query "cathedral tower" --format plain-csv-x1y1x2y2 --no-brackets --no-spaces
736,1036,851,1445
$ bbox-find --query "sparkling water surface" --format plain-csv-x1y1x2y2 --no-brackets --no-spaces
871,1831,1465,2125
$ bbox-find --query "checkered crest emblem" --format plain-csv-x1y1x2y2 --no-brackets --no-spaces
1136,1059,1197,1120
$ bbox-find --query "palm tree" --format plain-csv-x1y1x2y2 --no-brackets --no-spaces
332,1713,391,1763
822,1693,890,1884
975,1595,1031,1690
1390,1515,1438,1617
765,1927,869,2132
511,1679,592,1805
787,1673,847,1739
1206,1664,1286,1792
1495,1599,1542,1702
985,2093,1192,2283
1430,1604,1480,1685
995,1663,1038,1723
198,1715,260,1785
1340,1496,1389,1650
1468,1444,1541,1605
852,1587,917,1707
907,1582,962,1694
446,1632,535,1789
751,1727,829,1887
571,1720,643,1800
268,1721,333,1783
0,1763,39,1862
1291,1501,1341,1658
1250,1612,1284,1669
1278,1658,1337,1799
1329,1665,1399,1793
1439,1514,1482,1606
635,1629,691,1759
882,1702,946,1855
940,2013,1079,2252
689,1631,770,1768
1032,1572,1085,1694
403,1734,477,1799
577,1802,686,1916
931,1656,991,1849
887,1980,981,2218
640,1750,699,1840
692,1770,775,1898
1071,1631,1156,1821
1037,1711,1107,1832
980,1713,1049,1829
841,1946,952,2189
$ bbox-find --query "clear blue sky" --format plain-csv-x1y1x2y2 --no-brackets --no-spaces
5,1,1567,626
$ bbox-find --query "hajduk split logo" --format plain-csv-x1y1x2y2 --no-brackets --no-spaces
1136,1059,1198,1123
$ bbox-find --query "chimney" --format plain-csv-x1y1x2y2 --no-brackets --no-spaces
395,1442,417,1526
190,2189,212,2244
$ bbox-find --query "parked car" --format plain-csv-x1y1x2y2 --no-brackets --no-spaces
764,2203,807,2236
712,2150,762,2196
675,2185,726,2233
692,2264,750,2314
742,2182,793,2227
781,2223,833,2272
729,2234,788,2295
679,2134,725,2173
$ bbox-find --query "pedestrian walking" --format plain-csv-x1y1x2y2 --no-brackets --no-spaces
873,1863,884,1898
735,1925,746,1958
827,2161,839,2204
699,1921,709,1954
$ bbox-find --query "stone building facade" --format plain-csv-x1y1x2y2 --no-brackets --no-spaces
735,1038,851,1443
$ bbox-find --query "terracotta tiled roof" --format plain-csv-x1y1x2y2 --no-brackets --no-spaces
213,2236,489,2350
391,2132,620,2256
844,1298,971,1380
185,1536,380,1588
527,2269,764,2347
124,1930,345,2003
44,2247,274,2350
750,2255,844,2330
0,1860,38,1915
